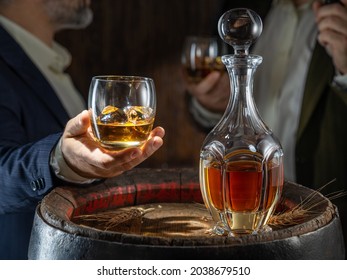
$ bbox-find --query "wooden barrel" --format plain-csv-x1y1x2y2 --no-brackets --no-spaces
28,168,345,259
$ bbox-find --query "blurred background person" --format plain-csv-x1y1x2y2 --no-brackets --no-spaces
184,0,347,256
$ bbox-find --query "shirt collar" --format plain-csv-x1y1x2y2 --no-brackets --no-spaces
273,0,314,9
271,0,314,18
0,15,71,74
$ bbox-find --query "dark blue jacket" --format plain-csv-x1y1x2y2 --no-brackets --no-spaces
0,25,70,259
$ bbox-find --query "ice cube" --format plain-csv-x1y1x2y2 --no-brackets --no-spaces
99,105,127,123
125,106,153,124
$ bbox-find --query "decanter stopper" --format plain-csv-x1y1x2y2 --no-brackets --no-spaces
218,8,262,56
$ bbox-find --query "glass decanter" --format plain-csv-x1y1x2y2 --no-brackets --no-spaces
199,8,284,236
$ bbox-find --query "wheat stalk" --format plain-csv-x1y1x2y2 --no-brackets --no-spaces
269,180,347,227
74,207,155,230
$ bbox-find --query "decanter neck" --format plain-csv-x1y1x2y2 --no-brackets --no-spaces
221,54,268,132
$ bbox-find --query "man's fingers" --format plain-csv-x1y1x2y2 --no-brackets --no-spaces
64,110,90,137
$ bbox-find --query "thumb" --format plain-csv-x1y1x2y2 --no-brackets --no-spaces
193,71,222,97
64,110,91,137
312,1,322,16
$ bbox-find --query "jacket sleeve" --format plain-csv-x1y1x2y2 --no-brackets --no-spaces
0,133,63,214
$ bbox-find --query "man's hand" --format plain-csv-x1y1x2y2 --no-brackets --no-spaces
60,110,165,179
185,71,230,113
313,0,347,74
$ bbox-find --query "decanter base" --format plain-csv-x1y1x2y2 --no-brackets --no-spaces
227,224,272,237
206,222,228,236
225,210,273,235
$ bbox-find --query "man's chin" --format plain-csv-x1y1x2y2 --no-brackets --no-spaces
57,9,93,31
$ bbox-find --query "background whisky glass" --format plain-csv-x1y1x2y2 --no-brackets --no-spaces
181,36,227,83
88,75,156,150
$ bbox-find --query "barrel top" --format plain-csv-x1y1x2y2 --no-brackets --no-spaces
36,168,339,247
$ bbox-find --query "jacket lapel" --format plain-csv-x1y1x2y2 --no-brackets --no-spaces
296,43,334,141
0,26,69,127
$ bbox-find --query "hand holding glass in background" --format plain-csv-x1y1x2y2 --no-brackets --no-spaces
181,36,227,83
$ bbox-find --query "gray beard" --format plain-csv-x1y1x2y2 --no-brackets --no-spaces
43,0,93,31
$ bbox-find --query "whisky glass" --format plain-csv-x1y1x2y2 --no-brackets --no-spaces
88,75,156,150
181,36,227,83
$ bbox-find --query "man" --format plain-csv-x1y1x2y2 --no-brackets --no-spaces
185,0,347,255
0,0,165,259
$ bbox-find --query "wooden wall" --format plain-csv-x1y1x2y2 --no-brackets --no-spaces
56,0,223,169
